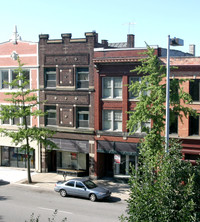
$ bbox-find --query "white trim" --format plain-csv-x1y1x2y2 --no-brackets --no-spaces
0,54,37,58
94,46,159,52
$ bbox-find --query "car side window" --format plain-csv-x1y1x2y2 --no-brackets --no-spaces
76,181,84,188
66,181,75,187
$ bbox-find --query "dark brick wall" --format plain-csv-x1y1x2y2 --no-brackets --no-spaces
39,32,98,139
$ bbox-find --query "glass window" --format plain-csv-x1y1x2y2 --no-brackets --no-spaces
129,77,140,99
0,69,30,90
66,181,75,187
23,70,30,89
45,68,56,88
103,110,122,131
76,68,89,89
169,113,178,134
189,116,199,136
76,181,84,188
102,77,122,99
1,70,9,89
76,107,89,128
190,79,200,102
45,106,57,126
114,155,137,176
11,70,19,89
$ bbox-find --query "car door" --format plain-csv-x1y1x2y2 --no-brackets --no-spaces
74,181,89,198
65,180,75,196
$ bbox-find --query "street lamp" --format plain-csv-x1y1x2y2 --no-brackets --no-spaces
165,35,184,153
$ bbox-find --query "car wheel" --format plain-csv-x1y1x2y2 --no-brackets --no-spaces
60,189,67,197
89,193,97,202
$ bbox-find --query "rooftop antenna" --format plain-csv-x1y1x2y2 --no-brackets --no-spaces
10,25,21,44
123,22,136,34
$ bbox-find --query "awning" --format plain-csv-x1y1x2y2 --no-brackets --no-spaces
48,138,89,153
97,141,138,156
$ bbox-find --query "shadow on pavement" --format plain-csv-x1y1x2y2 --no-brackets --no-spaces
0,180,10,186
0,196,8,201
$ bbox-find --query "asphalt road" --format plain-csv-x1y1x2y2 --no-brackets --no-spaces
0,183,127,222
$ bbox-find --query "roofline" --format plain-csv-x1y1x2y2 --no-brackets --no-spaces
0,40,38,45
94,46,159,52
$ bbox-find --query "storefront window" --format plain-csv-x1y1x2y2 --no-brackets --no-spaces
1,146,35,168
1,147,9,166
114,155,137,176
10,147,18,167
56,151,86,170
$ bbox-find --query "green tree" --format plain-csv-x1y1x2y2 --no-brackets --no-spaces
121,46,200,221
0,58,57,183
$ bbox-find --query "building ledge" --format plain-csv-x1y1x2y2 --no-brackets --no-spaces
45,125,95,134
96,130,146,138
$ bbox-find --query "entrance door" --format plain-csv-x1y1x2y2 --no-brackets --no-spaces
48,150,57,172
105,154,114,177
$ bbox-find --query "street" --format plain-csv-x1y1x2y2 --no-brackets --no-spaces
0,183,127,222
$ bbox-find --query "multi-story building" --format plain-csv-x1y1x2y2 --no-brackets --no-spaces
93,35,200,178
38,32,107,176
0,27,40,171
161,53,200,165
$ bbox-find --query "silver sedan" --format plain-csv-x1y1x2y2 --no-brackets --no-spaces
54,178,111,202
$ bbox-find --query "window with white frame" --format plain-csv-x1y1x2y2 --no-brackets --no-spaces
129,76,150,99
129,77,140,99
0,69,30,90
1,106,31,126
102,77,122,99
129,113,151,133
103,110,122,131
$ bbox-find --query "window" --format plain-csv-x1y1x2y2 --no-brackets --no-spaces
1,70,9,89
45,106,57,126
129,77,150,99
189,116,199,136
76,68,89,89
169,113,178,134
102,77,122,99
103,110,122,131
190,79,200,102
12,70,19,89
76,181,84,188
45,68,56,88
0,69,30,89
23,70,30,89
133,121,151,133
1,106,31,126
76,107,89,128
66,181,75,187
129,77,140,99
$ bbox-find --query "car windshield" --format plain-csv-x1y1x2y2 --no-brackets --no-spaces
83,180,97,189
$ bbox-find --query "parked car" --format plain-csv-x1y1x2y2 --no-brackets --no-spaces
54,178,111,202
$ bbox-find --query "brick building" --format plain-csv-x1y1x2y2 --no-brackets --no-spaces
93,35,200,178
38,32,107,176
161,55,200,165
0,27,40,171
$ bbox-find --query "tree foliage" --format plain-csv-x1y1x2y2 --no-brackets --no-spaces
121,46,200,221
0,58,58,183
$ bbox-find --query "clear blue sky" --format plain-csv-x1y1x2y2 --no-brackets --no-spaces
1,0,199,55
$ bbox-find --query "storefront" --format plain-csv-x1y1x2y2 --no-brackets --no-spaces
97,141,138,178
48,138,89,173
0,146,35,168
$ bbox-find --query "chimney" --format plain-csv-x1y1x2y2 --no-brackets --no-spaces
101,40,108,48
127,34,135,48
189,44,195,56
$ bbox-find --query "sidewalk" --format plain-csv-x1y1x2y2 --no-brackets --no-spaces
0,167,130,201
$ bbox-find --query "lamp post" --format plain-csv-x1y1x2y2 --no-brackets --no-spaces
165,35,184,153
